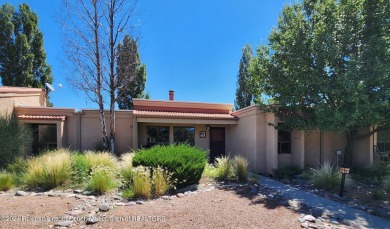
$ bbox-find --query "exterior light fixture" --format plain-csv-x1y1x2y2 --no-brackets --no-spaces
339,165,350,197
206,125,210,130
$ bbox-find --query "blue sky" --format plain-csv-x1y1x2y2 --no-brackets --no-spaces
2,0,289,110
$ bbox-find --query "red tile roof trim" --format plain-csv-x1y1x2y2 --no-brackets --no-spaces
18,115,66,121
133,110,237,120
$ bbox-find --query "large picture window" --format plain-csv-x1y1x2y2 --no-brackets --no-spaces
278,126,291,154
377,129,390,152
147,126,169,146
174,127,195,145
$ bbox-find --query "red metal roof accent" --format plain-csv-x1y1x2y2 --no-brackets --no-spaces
18,115,66,121
133,110,237,120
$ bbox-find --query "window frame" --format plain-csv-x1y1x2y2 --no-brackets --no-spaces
173,126,195,146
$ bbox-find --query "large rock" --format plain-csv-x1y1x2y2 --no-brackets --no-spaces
15,191,28,196
99,203,110,212
54,220,72,227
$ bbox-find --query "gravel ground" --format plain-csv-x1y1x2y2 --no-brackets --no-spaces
0,185,302,229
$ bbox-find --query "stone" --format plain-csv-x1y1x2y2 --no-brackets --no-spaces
85,214,99,225
301,222,309,228
75,194,86,199
31,192,44,196
48,193,58,197
330,220,339,225
176,193,185,198
136,200,145,205
162,195,170,200
69,210,83,216
125,201,137,206
83,191,92,195
115,203,125,206
99,203,110,212
73,189,83,194
302,215,316,222
112,195,122,200
55,220,72,227
298,218,306,223
308,223,319,229
15,191,28,196
65,194,76,198
87,196,96,200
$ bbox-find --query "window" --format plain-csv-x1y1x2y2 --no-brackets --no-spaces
174,127,195,145
147,126,169,145
278,126,291,154
31,124,57,154
377,130,390,152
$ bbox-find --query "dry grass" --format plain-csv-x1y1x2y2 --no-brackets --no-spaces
84,151,117,169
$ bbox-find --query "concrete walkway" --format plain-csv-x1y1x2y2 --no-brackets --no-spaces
258,175,390,229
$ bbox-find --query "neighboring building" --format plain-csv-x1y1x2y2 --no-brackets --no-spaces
0,86,383,173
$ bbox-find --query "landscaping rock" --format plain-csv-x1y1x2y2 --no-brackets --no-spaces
176,193,185,198
115,202,125,206
55,220,72,227
87,196,96,200
68,210,83,216
162,195,170,200
112,195,122,200
65,194,76,198
85,214,99,225
75,194,86,199
301,222,309,228
31,192,44,196
136,200,145,205
48,192,58,197
99,203,110,212
302,215,316,222
125,201,136,206
73,189,83,194
15,191,27,196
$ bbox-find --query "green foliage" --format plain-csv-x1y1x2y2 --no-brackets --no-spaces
132,144,207,188
202,163,218,179
116,34,147,110
0,172,13,191
6,157,27,186
0,3,53,98
312,161,340,191
130,166,152,198
383,176,390,192
251,0,390,164
86,164,118,194
273,165,302,181
233,155,249,183
24,149,72,190
0,114,31,168
352,163,390,183
71,153,89,185
235,43,254,110
215,156,235,181
371,189,386,200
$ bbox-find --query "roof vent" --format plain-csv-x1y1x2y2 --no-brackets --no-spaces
169,90,174,101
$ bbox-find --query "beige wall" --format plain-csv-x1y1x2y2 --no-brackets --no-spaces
0,90,45,116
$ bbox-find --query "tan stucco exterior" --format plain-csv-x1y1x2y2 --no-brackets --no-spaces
0,86,383,172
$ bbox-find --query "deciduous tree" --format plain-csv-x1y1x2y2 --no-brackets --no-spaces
251,0,390,165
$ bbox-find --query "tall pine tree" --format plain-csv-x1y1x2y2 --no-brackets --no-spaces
116,35,147,110
235,44,254,110
0,4,52,90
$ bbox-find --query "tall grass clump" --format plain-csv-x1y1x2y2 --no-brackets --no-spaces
312,161,340,191
0,114,31,168
71,153,89,185
233,155,249,182
0,172,14,191
152,166,173,196
119,153,134,186
215,156,234,181
86,164,118,194
24,149,72,190
6,158,28,186
130,166,152,198
133,144,207,188
84,151,117,170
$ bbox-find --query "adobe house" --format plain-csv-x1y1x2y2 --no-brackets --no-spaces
0,86,383,173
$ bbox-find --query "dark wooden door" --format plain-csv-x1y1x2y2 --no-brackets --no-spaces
210,127,225,163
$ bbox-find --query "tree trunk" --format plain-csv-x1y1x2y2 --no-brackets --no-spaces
98,95,109,150
109,0,116,155
343,131,354,166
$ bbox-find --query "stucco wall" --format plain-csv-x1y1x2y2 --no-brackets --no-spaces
0,91,45,116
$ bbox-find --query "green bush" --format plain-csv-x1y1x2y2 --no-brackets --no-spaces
312,161,340,191
7,158,28,186
202,163,218,179
383,176,390,192
215,156,234,181
371,189,386,200
24,149,72,190
273,165,302,181
352,163,390,183
132,144,207,188
130,166,152,198
71,153,89,185
0,172,14,191
0,114,31,168
86,164,118,194
234,155,249,183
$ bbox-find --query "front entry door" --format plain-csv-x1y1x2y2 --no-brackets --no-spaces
210,127,225,163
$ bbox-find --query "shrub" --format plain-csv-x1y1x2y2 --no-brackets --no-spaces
24,149,72,190
202,163,218,179
132,144,207,188
86,164,118,194
84,151,117,170
215,156,234,181
371,189,386,200
0,114,31,168
152,166,173,196
234,155,249,182
352,163,390,183
7,158,28,186
273,165,302,181
383,176,390,192
71,153,89,185
119,153,134,186
0,172,14,191
130,166,152,198
312,161,340,191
